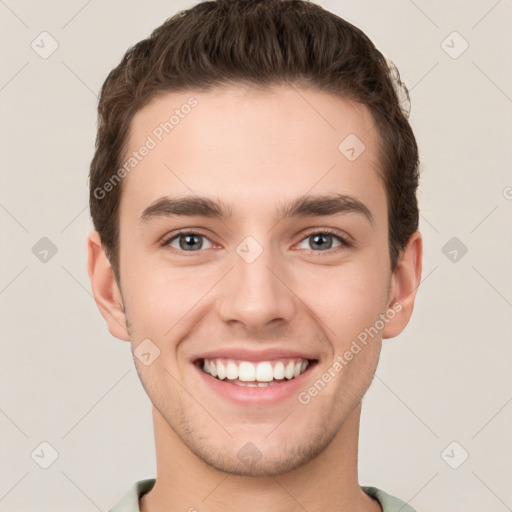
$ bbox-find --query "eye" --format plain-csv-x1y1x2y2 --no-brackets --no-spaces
161,229,352,254
164,230,215,252
295,230,351,252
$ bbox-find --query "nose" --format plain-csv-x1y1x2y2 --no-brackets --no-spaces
217,239,296,332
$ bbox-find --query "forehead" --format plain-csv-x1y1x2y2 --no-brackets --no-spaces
119,84,386,226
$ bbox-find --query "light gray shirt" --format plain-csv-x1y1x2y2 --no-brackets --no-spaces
109,478,418,511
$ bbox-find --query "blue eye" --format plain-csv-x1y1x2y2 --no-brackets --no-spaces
296,231,349,251
166,231,214,252
162,229,351,254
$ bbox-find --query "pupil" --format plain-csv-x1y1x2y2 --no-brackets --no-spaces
311,234,332,250
180,234,202,251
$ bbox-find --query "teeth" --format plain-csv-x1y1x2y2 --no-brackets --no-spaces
200,357,311,383
256,362,274,382
284,361,295,379
232,380,282,387
239,361,256,381
273,361,285,380
226,361,238,380
217,360,226,380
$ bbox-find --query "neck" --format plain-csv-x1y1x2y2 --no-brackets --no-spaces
140,403,381,512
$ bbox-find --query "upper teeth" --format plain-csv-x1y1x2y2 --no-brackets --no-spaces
202,358,309,381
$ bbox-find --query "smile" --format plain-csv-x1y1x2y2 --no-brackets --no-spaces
194,356,318,404
200,357,311,387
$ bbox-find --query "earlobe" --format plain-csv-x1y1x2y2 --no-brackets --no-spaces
382,230,423,339
86,230,130,341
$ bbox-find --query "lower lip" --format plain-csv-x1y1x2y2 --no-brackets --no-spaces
194,361,317,406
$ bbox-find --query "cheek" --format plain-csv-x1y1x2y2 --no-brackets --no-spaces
295,259,389,343
122,264,213,338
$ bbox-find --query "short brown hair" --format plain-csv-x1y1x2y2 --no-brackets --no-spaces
89,0,420,283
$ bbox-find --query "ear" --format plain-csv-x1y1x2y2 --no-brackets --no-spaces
87,230,130,341
382,230,423,339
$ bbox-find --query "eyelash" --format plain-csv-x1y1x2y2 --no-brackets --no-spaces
160,228,352,255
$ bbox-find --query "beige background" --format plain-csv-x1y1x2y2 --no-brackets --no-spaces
1,0,511,510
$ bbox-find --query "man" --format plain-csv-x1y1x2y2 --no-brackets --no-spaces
87,1,423,510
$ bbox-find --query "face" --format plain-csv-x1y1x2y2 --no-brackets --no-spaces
112,84,401,476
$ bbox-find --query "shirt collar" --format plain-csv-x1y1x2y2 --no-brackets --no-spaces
109,479,417,512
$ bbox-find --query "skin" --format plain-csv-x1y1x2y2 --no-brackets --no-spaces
87,84,422,512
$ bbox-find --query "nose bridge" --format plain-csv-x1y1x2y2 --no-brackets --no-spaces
218,234,295,330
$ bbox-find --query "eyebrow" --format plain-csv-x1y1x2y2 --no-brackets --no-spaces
139,193,374,225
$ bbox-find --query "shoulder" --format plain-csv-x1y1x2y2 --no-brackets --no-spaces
361,485,418,512
109,478,156,512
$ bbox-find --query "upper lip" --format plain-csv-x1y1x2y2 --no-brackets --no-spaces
192,347,318,363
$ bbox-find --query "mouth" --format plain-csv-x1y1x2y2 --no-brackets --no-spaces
193,357,318,403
